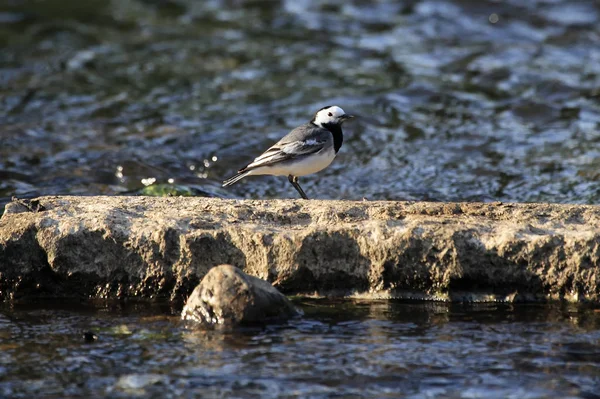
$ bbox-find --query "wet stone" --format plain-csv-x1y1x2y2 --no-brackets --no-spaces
181,265,298,327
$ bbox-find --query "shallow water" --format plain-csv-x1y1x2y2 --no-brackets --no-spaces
1,300,600,398
2,0,600,204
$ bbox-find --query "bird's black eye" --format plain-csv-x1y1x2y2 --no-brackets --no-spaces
328,112,332,117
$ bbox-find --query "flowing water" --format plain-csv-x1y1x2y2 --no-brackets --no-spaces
1,300,600,398
2,0,600,203
3,2,600,397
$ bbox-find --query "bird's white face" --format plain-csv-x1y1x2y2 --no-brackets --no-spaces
313,106,352,127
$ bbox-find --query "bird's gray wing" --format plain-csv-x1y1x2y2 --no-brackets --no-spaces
243,125,331,170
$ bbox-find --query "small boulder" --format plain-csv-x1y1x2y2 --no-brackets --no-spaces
181,264,298,326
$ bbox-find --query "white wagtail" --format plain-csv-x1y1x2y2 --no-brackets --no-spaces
223,105,354,199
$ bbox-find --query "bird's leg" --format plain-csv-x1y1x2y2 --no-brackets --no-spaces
288,175,309,199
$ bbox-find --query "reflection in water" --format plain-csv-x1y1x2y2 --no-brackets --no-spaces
1,300,600,398
1,0,600,203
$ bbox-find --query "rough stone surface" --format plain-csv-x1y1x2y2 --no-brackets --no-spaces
1,195,600,302
181,264,298,326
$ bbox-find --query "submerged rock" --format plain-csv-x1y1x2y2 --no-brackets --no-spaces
181,264,298,326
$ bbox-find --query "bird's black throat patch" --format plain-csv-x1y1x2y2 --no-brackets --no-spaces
321,122,344,153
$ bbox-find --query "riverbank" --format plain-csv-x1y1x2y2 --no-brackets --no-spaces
1,196,599,302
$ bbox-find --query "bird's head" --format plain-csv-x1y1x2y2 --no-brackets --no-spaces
312,105,354,128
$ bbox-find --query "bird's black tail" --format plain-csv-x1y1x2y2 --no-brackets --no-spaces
222,169,250,187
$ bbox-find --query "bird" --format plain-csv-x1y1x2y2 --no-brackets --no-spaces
223,105,354,199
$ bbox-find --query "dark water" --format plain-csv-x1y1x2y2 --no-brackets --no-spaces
1,300,600,398
2,0,600,203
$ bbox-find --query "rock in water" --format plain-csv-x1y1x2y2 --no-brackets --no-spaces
181,264,298,326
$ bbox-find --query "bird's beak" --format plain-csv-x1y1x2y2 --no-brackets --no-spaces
341,114,355,121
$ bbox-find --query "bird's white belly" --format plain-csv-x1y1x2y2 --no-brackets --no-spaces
250,148,336,177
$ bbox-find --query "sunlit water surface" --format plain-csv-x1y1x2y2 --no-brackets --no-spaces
2,0,600,204
3,3,600,397
1,300,600,398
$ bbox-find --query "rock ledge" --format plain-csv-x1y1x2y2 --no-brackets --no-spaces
1,196,599,302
